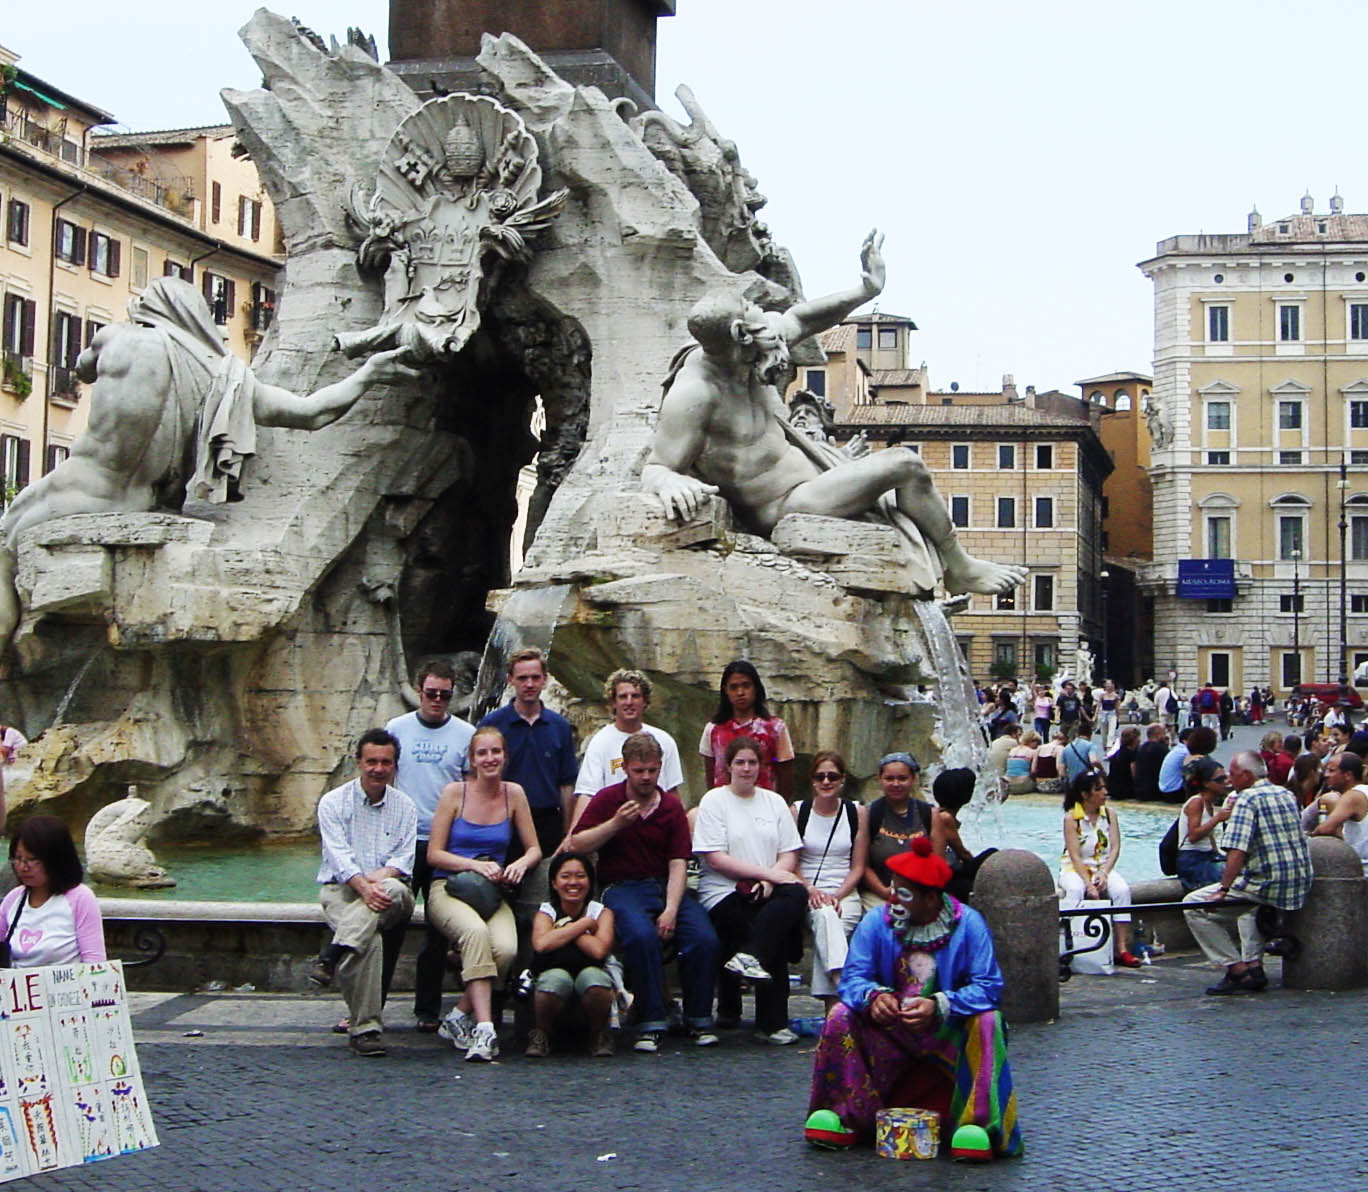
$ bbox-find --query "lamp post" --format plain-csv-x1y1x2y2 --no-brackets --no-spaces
1339,468,1349,686
1099,568,1109,683
1292,547,1302,689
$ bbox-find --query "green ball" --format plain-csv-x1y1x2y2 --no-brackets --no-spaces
950,1124,992,1160
805,1110,844,1132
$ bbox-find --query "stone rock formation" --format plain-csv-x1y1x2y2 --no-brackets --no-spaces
84,791,175,889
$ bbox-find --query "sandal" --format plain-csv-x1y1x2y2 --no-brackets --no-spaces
331,1017,350,1035
415,1018,441,1034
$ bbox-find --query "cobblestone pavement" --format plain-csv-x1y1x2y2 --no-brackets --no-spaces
22,950,1368,1191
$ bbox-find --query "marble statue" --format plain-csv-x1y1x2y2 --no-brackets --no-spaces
338,94,568,363
641,232,1027,597
1142,389,1172,449
84,790,174,888
1076,640,1095,688
0,278,417,651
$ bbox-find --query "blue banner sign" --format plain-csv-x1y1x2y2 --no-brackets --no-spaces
1176,558,1235,599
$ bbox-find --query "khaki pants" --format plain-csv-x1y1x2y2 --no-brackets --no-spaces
425,880,518,985
320,878,415,1038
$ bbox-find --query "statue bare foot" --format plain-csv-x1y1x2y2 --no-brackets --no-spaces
941,552,1028,597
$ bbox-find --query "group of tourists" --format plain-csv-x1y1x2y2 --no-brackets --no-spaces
310,651,1022,1159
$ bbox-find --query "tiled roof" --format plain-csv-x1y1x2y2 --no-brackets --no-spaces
842,403,1089,429
871,368,924,386
1250,212,1368,244
93,125,235,147
848,311,916,325
819,323,856,353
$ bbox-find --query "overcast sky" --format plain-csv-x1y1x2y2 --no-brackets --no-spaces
12,1,1368,393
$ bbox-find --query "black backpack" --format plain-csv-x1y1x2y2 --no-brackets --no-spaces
1158,817,1180,876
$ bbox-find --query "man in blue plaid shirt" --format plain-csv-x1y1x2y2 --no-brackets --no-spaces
1183,750,1312,995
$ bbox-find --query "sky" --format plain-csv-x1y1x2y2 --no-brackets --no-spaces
11,1,1368,393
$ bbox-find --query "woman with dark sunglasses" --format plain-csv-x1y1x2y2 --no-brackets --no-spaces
791,751,869,1008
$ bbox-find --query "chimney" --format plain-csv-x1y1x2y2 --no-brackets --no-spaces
1331,190,1345,215
1301,191,1315,215
1023,384,1036,407
1002,373,1017,401
1248,206,1262,232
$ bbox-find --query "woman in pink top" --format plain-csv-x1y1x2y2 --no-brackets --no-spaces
699,660,795,796
0,815,106,967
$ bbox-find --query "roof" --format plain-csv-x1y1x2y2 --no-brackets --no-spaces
841,404,1089,430
12,68,115,125
818,323,856,354
1075,370,1152,386
1251,212,1368,244
93,124,236,148
871,368,924,387
848,311,918,327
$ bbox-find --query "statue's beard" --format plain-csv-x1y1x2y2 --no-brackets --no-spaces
752,342,790,385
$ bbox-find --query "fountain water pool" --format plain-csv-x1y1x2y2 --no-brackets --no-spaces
101,797,1179,903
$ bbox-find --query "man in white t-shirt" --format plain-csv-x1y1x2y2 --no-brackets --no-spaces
384,658,474,1031
570,668,684,829
1313,752,1368,871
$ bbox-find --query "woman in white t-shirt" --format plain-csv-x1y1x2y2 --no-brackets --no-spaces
790,750,868,1008
692,735,806,1044
0,815,106,967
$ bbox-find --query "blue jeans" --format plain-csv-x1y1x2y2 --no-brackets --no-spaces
1177,848,1225,892
603,878,719,1031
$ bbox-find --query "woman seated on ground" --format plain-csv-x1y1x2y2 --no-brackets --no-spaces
806,838,1023,1158
693,735,808,1045
1259,731,1295,787
1031,728,1068,795
929,768,997,903
1004,732,1038,797
427,726,542,1063
1175,757,1232,891
861,752,941,912
791,751,869,1009
1060,771,1139,967
1106,726,1140,801
525,852,616,1058
0,815,106,966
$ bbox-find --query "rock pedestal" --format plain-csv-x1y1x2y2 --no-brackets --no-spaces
1283,837,1368,991
972,849,1059,1023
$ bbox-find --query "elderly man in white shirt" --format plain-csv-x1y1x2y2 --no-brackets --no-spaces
313,728,418,1057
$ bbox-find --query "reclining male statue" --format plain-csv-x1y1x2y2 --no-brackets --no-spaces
0,277,416,652
641,231,1026,597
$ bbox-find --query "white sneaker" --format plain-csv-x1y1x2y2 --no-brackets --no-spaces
437,1008,475,1050
632,1031,662,1053
724,952,772,981
464,1023,499,1062
690,1029,719,1047
755,1027,799,1046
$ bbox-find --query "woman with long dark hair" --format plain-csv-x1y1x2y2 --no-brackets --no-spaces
0,815,106,966
698,660,795,796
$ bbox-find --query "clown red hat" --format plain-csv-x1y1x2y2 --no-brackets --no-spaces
886,836,952,889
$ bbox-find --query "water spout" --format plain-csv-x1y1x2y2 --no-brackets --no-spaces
469,583,571,720
51,650,99,728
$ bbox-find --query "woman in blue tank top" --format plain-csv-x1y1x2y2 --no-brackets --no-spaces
427,726,541,1062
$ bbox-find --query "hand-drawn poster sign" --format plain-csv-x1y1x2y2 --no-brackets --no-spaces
0,961,156,1181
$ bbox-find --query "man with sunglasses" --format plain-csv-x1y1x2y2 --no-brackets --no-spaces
385,658,475,1031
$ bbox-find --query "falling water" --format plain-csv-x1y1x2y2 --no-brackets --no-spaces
469,583,571,720
910,601,1003,840
50,650,99,728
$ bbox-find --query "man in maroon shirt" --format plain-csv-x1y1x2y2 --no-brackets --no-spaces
567,732,720,1053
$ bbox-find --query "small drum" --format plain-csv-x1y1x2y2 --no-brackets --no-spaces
874,1107,940,1160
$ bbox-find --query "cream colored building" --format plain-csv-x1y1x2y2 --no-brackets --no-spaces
1139,195,1368,695
0,46,280,500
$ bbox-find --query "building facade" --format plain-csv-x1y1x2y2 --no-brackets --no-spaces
1139,196,1368,695
0,46,280,502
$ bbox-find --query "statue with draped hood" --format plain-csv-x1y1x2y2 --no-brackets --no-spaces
0,277,415,650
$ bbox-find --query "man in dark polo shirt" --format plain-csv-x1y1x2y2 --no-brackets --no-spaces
566,731,720,1053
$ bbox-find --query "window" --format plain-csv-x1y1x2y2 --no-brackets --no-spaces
993,641,1017,670
202,272,236,325
45,444,68,473
60,139,80,165
1033,642,1055,673
1353,304,1368,341
1207,451,1230,465
1034,574,1054,610
54,219,86,266
1209,652,1231,687
51,312,81,396
877,326,897,350
950,496,969,528
250,283,276,332
951,444,969,469
1282,651,1302,687
1352,595,1368,613
1035,444,1053,469
1034,497,1054,528
995,591,1015,610
83,319,105,348
0,435,29,505
997,444,1015,469
163,259,188,280
1354,451,1368,465
997,497,1015,528
1280,594,1305,613
805,369,826,397
1208,305,1230,342
1206,598,1233,613
1352,514,1368,561
6,199,29,247
1279,304,1301,342
1,294,35,360
1278,401,1303,429
212,182,222,224
88,232,120,278
1351,400,1368,430
1279,451,1304,466
1206,516,1231,559
856,327,871,350
131,247,148,289
1207,401,1231,430
1278,515,1305,560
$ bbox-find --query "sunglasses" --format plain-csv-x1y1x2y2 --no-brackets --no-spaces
813,772,843,783
422,688,454,702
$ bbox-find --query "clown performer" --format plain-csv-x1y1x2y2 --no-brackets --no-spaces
806,836,1023,1158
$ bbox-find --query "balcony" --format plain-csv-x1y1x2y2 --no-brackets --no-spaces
1,352,32,399
49,365,79,404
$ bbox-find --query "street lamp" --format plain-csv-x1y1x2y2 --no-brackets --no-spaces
1292,547,1302,689
1339,469,1350,686
1099,568,1109,683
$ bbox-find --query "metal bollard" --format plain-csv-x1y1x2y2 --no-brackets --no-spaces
972,849,1058,1023
1283,836,1368,991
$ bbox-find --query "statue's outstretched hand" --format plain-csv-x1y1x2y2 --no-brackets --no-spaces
647,471,719,522
361,347,424,386
859,228,886,297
